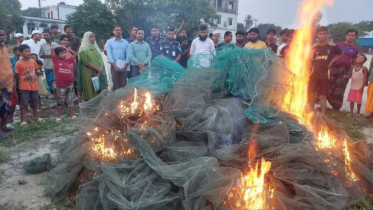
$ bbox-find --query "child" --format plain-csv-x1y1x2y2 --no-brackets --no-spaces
14,45,43,125
51,46,77,122
31,53,38,60
8,47,21,123
345,54,369,116
35,60,48,108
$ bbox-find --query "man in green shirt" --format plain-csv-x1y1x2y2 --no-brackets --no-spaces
128,29,152,77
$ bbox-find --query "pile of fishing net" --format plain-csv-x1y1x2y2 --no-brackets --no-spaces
44,49,373,210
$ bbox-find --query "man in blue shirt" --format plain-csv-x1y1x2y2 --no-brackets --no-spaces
146,26,165,60
125,26,138,44
9,47,20,72
106,26,130,91
161,28,181,62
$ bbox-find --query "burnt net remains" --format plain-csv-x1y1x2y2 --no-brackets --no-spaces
44,50,373,210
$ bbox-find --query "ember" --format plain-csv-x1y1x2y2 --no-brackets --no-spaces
118,88,159,117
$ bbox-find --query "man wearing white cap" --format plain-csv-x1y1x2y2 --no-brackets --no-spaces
15,33,24,46
22,30,46,56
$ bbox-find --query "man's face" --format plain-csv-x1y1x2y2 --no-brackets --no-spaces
131,27,138,36
113,27,122,37
345,32,356,43
0,30,5,43
167,31,175,41
22,49,31,59
34,33,42,41
17,37,24,43
317,31,328,42
248,32,259,42
136,30,144,40
212,33,219,42
182,40,188,47
236,34,244,43
51,28,58,34
43,33,51,41
199,30,208,38
31,54,38,60
179,31,187,37
60,37,70,47
225,33,233,43
151,28,159,37
65,27,73,35
281,34,288,43
267,33,275,41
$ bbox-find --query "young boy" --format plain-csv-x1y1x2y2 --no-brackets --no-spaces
51,46,77,122
8,47,21,123
14,44,42,125
309,26,343,114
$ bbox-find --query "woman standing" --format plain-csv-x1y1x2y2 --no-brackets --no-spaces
78,32,107,101
365,57,373,118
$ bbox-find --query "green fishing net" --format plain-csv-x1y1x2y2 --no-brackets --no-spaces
44,51,373,210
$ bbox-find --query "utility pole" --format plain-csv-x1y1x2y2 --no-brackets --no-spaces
38,0,46,17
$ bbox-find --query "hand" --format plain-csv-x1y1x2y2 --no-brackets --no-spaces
97,69,103,74
138,62,145,69
97,73,101,78
112,64,120,71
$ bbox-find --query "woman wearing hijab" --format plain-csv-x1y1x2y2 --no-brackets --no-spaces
78,32,107,101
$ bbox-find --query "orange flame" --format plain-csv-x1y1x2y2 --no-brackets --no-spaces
119,88,158,117
317,126,336,149
91,134,117,160
343,139,358,181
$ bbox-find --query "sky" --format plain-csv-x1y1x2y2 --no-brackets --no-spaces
20,0,373,28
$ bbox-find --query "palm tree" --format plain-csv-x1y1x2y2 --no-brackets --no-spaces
244,14,254,30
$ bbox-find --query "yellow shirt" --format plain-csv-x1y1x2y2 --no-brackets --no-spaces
0,46,14,92
244,40,267,49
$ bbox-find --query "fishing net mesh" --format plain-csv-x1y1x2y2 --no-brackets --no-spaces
44,51,373,210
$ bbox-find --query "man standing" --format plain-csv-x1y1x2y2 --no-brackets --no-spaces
107,26,130,91
0,28,14,139
126,26,138,44
211,31,220,48
40,31,58,95
22,30,46,56
15,33,24,46
161,28,181,62
190,25,216,67
235,31,246,48
244,28,267,49
50,24,61,44
266,29,278,53
217,31,233,48
309,26,342,114
129,29,152,77
328,29,359,111
179,37,190,68
280,29,295,59
277,28,289,56
146,26,165,60
64,25,80,52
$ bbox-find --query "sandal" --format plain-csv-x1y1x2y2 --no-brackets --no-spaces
20,121,28,126
56,118,62,123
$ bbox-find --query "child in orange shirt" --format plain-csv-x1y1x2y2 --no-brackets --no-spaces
14,45,43,125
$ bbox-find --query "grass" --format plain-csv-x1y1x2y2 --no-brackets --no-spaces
325,109,372,139
41,197,76,210
0,148,10,163
347,194,373,210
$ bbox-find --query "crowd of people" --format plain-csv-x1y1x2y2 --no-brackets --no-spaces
0,22,372,140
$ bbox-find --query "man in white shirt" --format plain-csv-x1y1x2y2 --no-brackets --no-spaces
277,28,289,57
190,25,216,67
22,30,46,56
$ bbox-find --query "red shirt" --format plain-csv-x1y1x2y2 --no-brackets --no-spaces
52,56,75,88
332,42,359,68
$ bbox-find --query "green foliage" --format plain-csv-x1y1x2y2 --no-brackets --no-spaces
244,14,254,30
257,23,282,41
22,7,43,18
355,21,373,32
67,0,114,41
0,149,10,163
0,0,24,35
237,23,245,32
327,22,366,43
106,0,219,37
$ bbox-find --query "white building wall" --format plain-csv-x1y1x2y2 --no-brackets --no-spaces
58,5,76,20
209,12,238,42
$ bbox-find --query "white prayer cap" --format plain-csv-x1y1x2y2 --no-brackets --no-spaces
31,30,42,35
15,33,23,38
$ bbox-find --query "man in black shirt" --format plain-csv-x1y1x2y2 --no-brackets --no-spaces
146,25,165,60
309,26,343,114
266,28,278,53
179,36,190,68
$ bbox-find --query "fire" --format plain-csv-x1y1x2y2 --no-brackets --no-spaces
119,88,158,117
91,134,117,160
343,139,358,181
317,126,336,149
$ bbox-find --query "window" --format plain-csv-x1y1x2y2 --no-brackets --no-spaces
27,22,36,34
228,2,234,10
217,0,223,7
228,18,233,26
39,22,48,28
217,17,221,24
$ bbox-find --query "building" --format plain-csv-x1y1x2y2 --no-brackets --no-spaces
358,31,373,53
209,0,239,42
17,2,76,38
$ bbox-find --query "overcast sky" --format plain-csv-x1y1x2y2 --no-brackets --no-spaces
20,0,373,28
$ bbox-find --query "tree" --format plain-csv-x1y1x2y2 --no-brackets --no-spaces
244,14,254,30
106,0,219,37
327,22,365,43
355,21,373,32
22,7,43,18
0,0,24,36
256,23,282,41
67,0,114,42
237,23,245,32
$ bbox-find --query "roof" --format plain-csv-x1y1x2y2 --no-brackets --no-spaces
22,16,66,23
362,31,373,39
